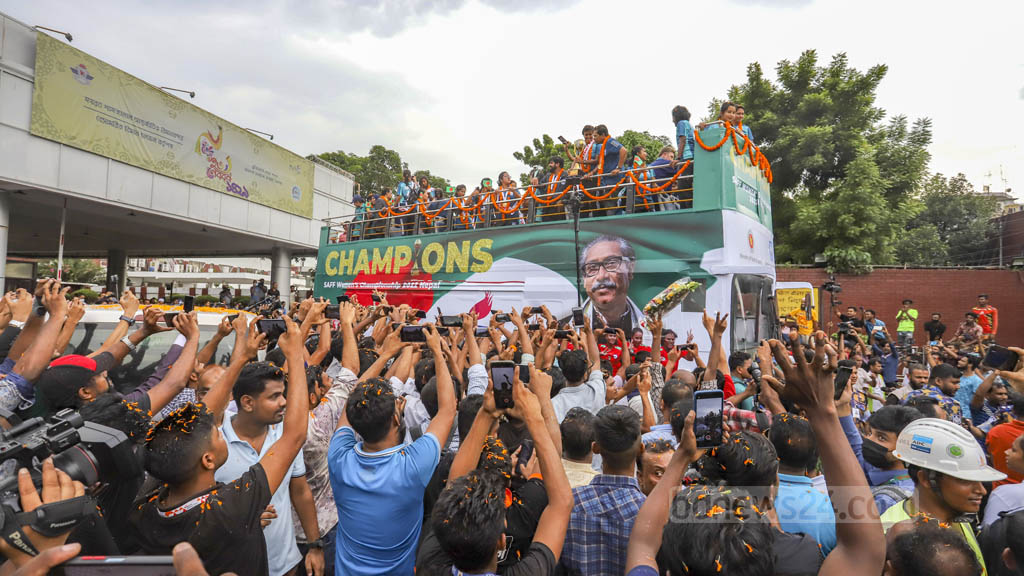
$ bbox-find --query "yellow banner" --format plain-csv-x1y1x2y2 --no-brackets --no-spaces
29,33,313,218
776,287,817,336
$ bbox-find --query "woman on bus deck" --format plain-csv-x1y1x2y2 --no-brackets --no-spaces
627,145,655,214
672,105,695,163
697,101,738,131
493,171,521,226
735,104,755,141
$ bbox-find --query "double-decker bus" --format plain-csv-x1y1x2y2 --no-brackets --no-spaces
314,124,777,358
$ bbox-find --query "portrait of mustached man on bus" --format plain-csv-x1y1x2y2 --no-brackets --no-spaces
577,235,647,342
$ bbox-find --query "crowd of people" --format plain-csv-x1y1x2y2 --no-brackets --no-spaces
340,102,756,241
0,278,1021,576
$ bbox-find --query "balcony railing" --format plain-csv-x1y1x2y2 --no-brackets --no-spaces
321,124,773,245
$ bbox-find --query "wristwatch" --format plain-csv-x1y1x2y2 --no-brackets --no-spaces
306,539,324,550
9,319,25,329
120,335,138,353
119,315,136,326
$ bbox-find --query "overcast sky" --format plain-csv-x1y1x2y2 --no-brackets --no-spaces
4,0,1022,199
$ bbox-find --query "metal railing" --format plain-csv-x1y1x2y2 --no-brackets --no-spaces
323,165,695,243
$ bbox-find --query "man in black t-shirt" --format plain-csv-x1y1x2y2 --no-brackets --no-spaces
923,313,946,342
416,367,572,576
266,282,281,301
837,306,865,331
130,315,309,576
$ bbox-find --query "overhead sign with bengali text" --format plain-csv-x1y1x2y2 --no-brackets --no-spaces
29,32,313,218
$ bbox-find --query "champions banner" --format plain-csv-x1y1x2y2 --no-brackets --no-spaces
315,211,729,336
29,33,314,218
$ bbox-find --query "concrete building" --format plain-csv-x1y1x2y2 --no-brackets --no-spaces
0,12,355,304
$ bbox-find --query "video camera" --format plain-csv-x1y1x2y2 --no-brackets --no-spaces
0,408,140,512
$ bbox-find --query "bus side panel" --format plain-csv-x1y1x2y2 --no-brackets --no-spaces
314,211,725,335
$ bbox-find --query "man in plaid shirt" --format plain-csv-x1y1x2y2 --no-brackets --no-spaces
560,405,645,575
901,364,963,424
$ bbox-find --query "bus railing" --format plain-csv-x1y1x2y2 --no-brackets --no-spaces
323,164,695,243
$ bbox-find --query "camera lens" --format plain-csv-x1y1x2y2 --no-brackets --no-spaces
52,444,101,486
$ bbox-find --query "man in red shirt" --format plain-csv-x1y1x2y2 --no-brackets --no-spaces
987,396,1024,487
972,293,998,342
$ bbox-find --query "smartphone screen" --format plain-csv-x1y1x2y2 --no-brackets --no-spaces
56,556,175,575
983,345,1019,371
517,438,534,471
528,323,541,331
372,294,381,303
414,309,427,319
336,295,350,303
163,311,180,326
491,361,516,409
553,330,570,339
475,326,491,338
571,307,584,326
226,314,239,323
182,296,194,313
400,325,427,343
494,313,511,323
693,390,724,448
834,365,854,401
325,305,340,320
440,315,462,327
518,363,531,384
257,319,286,339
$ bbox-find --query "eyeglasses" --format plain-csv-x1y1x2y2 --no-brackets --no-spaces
582,256,632,277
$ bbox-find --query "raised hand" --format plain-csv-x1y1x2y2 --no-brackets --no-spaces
713,312,729,338
120,289,140,318
236,317,267,361
338,301,356,325
173,311,200,341
423,323,443,352
66,297,87,324
638,365,652,395
141,306,174,335
768,331,838,414
42,281,69,318
7,289,32,322
275,316,304,358
0,459,85,569
701,309,714,335
647,313,663,336
216,316,233,338
528,362,553,400
461,311,478,334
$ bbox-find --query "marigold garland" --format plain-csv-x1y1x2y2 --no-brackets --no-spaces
695,122,773,183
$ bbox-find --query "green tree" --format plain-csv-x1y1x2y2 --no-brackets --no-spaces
899,173,999,266
361,145,406,194
893,224,949,266
512,134,571,184
616,130,672,162
38,258,106,284
870,115,933,204
314,145,407,195
412,169,450,191
727,51,932,269
788,147,917,273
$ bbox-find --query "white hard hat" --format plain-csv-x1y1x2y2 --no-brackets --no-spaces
892,418,1006,482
